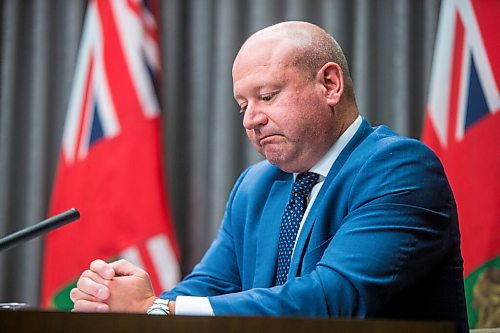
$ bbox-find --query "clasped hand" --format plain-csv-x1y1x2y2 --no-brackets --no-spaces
70,259,157,313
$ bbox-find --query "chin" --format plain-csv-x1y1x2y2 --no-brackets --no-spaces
265,156,296,173
263,148,302,172
265,155,284,167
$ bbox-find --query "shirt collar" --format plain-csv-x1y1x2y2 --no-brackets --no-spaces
294,115,362,181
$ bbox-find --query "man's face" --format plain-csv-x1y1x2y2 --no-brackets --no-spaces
232,39,336,173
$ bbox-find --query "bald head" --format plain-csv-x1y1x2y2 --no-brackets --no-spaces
235,21,355,102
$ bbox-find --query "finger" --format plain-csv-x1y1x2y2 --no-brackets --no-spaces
81,268,111,285
90,259,115,280
72,299,109,313
76,270,110,300
111,259,147,278
70,287,102,303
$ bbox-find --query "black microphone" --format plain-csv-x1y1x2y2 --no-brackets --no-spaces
0,208,80,252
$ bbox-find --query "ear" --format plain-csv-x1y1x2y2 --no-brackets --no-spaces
317,62,344,107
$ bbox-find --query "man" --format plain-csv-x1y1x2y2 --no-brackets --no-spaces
71,21,468,332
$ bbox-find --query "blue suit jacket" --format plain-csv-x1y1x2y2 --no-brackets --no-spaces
162,119,468,332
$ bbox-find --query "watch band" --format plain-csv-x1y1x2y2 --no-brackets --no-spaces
147,298,170,315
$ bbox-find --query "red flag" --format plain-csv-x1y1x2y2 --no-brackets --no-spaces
422,0,500,328
42,0,180,309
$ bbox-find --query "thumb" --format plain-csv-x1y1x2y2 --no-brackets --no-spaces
111,259,147,277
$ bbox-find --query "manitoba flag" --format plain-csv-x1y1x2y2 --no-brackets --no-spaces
422,0,500,328
42,0,180,309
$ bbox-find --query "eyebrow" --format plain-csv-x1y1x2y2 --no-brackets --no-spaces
233,93,246,101
234,83,284,100
233,85,263,101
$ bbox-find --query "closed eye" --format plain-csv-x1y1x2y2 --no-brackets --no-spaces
261,91,278,102
237,91,279,114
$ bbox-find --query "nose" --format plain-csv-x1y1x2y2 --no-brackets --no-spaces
242,104,268,130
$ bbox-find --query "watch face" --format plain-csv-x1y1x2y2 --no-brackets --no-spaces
147,299,170,315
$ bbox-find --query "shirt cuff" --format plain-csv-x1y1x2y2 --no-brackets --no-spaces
174,296,215,316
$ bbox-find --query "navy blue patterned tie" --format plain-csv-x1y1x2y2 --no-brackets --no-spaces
275,172,320,285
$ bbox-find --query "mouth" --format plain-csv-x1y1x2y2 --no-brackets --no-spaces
258,134,280,145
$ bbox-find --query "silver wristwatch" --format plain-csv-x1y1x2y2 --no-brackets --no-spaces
147,298,170,315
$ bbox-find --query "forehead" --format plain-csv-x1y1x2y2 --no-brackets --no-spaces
233,37,291,72
232,38,298,94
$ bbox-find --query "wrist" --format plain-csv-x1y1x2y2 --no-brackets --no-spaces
144,296,157,313
168,300,176,315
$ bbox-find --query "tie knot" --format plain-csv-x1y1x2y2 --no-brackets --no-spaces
292,172,320,196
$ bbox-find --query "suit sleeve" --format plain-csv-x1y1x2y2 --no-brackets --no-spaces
159,167,251,300
207,139,456,317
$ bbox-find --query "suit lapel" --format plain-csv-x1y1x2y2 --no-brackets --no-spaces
287,119,372,279
252,175,292,287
